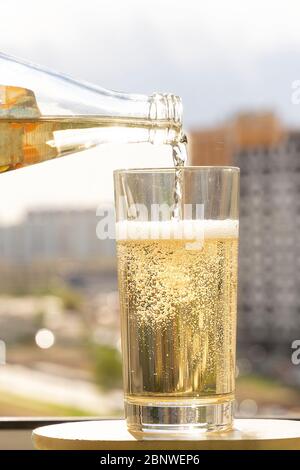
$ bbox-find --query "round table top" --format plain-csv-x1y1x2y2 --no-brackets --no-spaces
33,419,300,450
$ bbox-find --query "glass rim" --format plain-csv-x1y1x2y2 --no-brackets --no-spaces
114,166,240,175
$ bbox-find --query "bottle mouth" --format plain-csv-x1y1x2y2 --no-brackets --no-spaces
149,93,182,125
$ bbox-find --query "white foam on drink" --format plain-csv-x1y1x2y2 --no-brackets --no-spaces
116,219,239,241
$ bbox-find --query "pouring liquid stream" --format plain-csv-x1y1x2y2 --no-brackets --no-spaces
171,135,188,220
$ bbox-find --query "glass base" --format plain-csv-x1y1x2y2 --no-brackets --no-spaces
125,397,234,440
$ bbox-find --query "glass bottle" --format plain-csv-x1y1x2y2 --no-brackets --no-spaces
0,52,183,172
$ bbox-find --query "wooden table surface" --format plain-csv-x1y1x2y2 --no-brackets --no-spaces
32,419,300,450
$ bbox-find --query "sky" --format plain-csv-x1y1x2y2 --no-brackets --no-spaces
1,0,300,222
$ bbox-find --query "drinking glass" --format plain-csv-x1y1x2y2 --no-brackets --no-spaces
114,167,239,439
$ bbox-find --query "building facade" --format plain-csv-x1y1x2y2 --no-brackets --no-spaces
0,207,116,264
190,114,300,357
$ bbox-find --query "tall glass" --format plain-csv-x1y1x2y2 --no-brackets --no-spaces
114,167,239,439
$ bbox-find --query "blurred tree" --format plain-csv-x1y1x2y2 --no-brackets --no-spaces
91,344,123,390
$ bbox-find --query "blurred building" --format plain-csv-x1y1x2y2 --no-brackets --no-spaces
0,208,117,294
189,112,283,166
0,295,63,343
0,208,115,264
190,113,300,359
86,290,120,348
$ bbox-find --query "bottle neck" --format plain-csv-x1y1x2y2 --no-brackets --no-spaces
149,93,182,124
95,91,183,144
97,91,183,145
148,93,183,145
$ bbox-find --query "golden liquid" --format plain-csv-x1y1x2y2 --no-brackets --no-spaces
117,236,238,406
0,116,181,172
